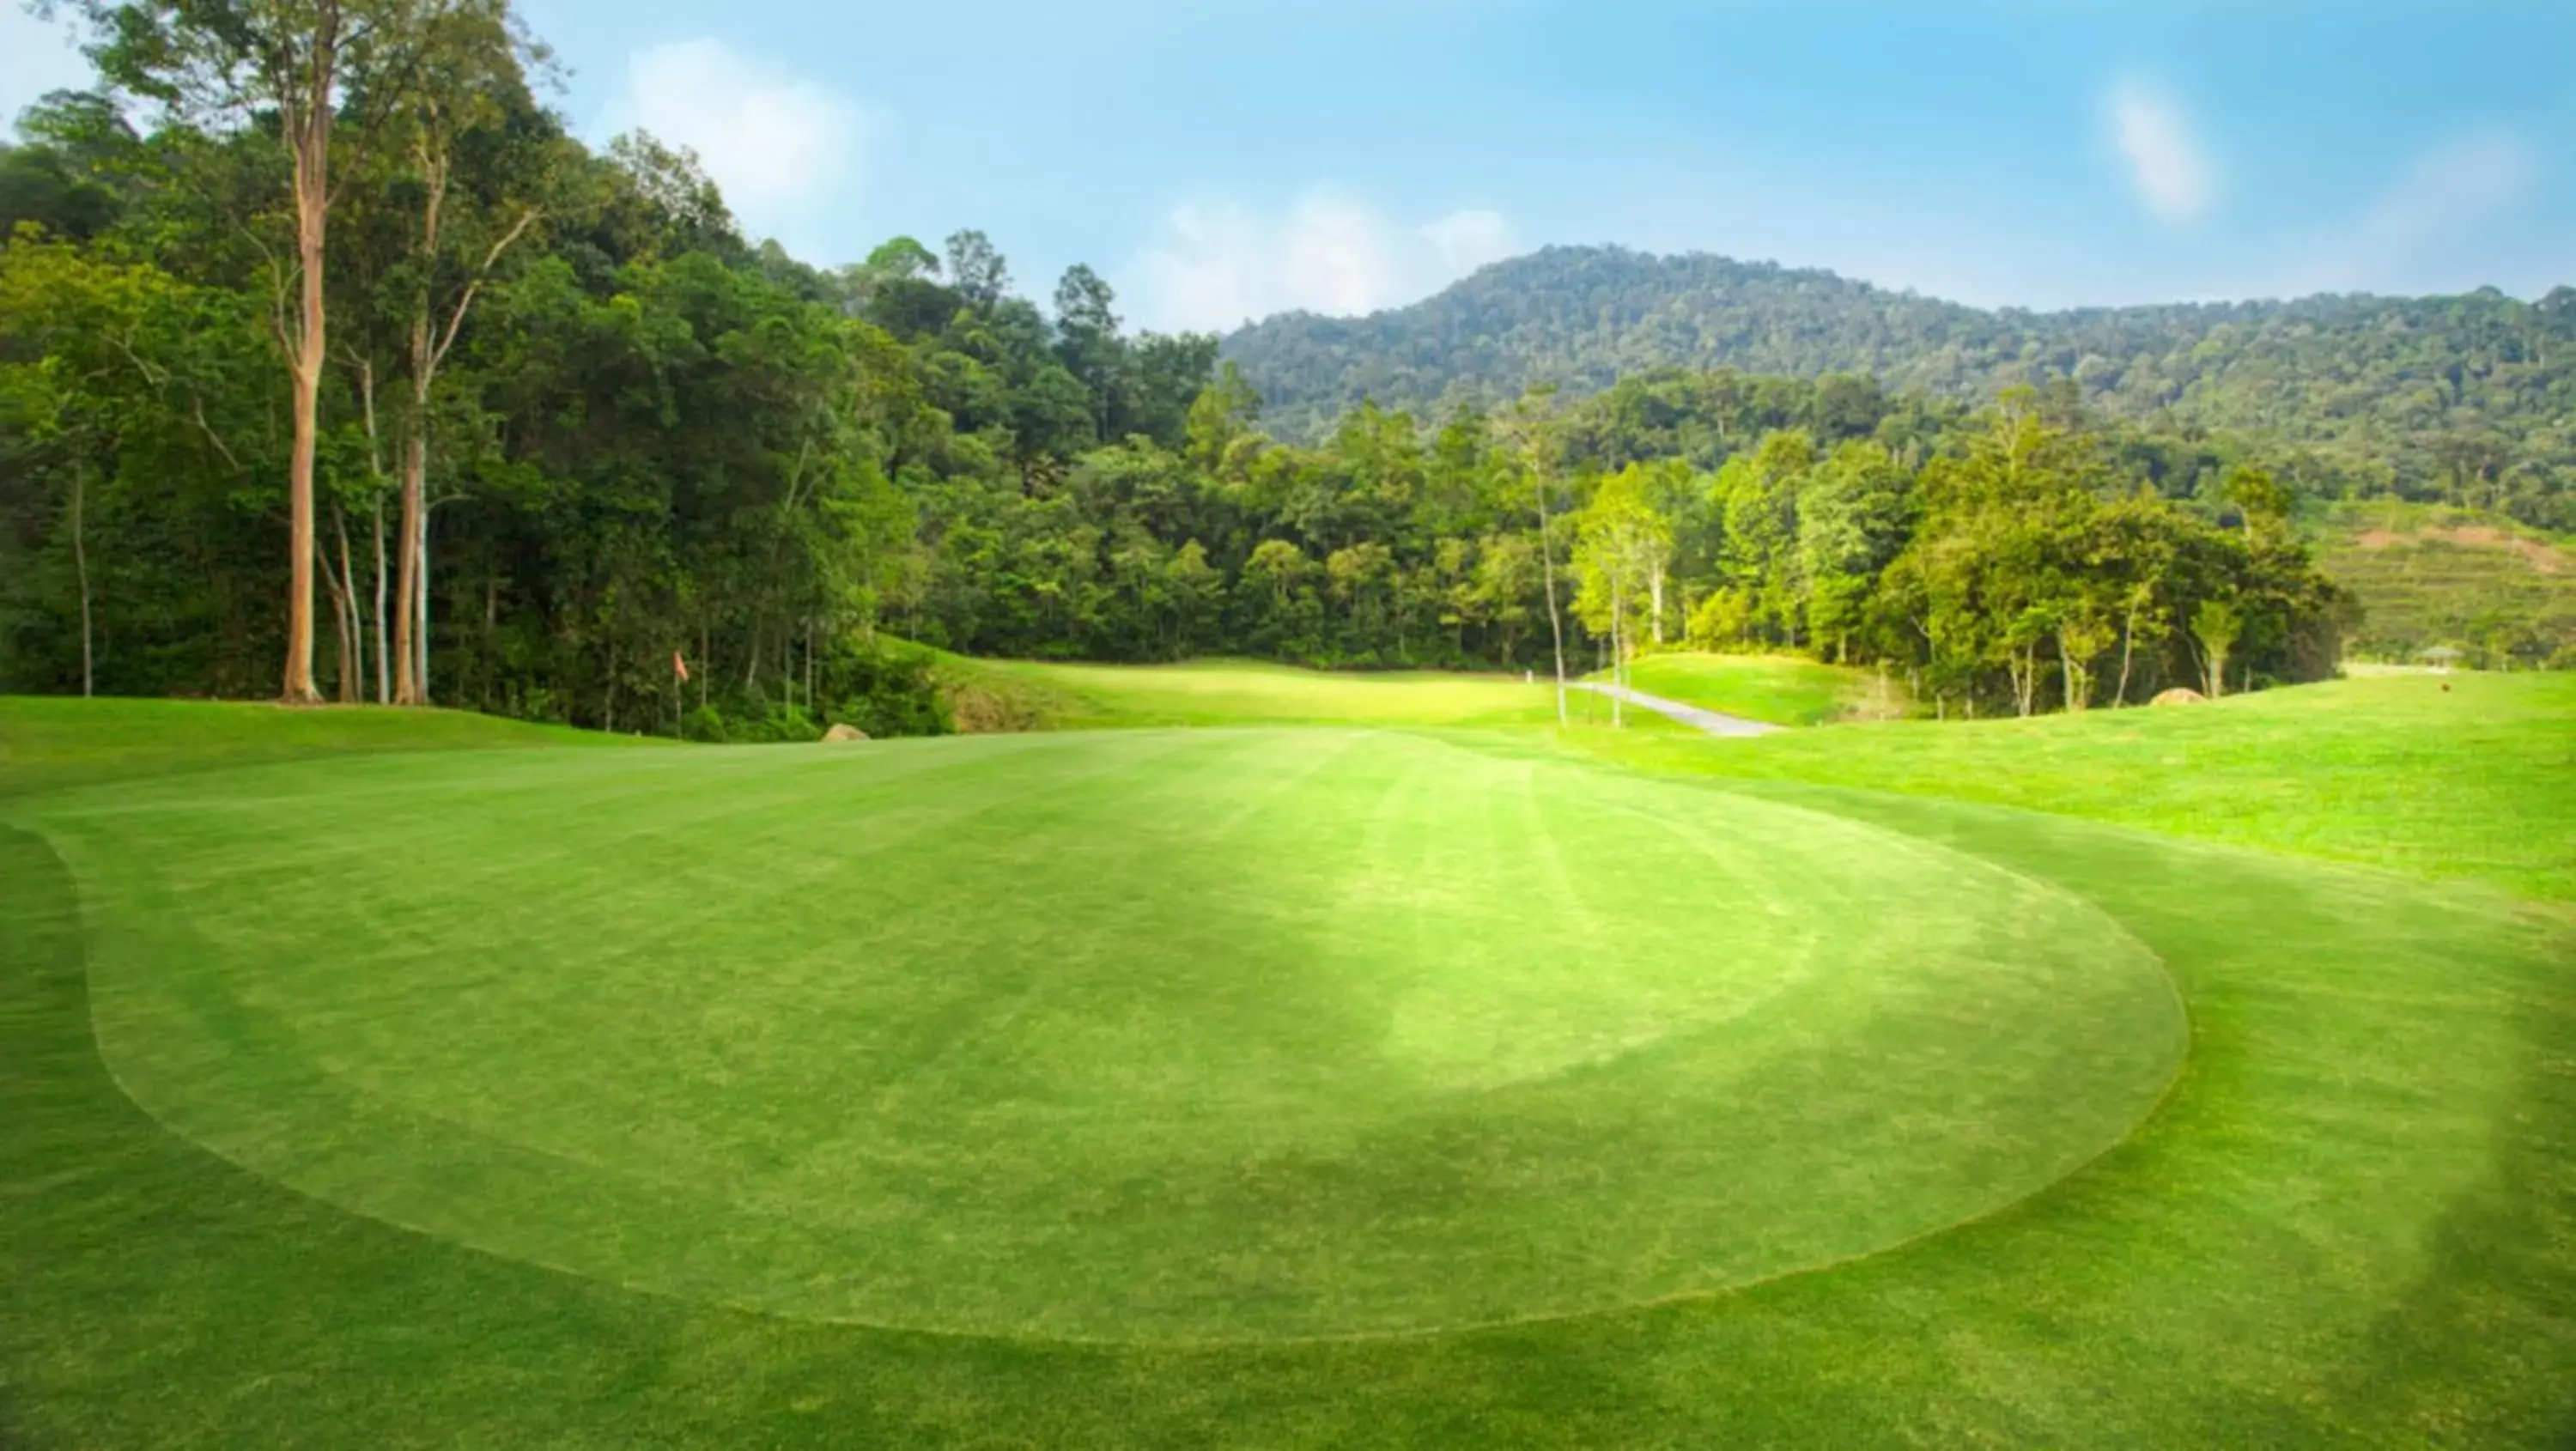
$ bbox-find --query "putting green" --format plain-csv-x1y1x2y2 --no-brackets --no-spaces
25,729,2183,1342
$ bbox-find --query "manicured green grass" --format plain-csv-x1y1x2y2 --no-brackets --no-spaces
1595,652,1902,726
1570,671,2576,901
3,679,2572,1445
17,730,2175,1342
935,654,1668,732
0,695,647,800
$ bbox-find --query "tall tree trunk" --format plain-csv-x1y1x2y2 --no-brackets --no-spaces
280,88,331,704
71,464,92,698
335,504,362,703
390,137,534,706
394,424,424,702
373,498,389,702
416,512,431,701
2114,606,2137,707
1534,477,1568,726
1610,585,1626,728
1648,559,1665,646
323,539,356,702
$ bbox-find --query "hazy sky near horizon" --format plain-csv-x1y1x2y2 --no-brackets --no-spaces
6,1,2573,332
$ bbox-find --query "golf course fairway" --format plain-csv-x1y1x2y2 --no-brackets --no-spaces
3,677,2570,1446
18,729,2178,1341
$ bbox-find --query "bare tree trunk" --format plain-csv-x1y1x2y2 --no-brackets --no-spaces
1534,477,1568,726
1648,559,1665,646
392,137,533,707
2113,606,2136,707
373,498,389,702
1610,585,1626,728
394,425,424,703
279,77,332,705
416,512,431,702
71,465,93,697
335,504,363,702
2058,632,2079,713
323,517,354,702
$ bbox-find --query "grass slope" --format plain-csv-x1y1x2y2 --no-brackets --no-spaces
3,682,2573,1445
0,695,647,800
936,655,1685,732
1573,671,2576,901
1595,652,1900,726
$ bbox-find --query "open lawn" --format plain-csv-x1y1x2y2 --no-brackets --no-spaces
2,672,2572,1446
1594,652,1900,726
1571,670,2576,901
939,655,1553,728
934,654,1691,732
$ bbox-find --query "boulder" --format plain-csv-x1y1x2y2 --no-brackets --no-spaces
2148,687,2208,707
821,723,870,743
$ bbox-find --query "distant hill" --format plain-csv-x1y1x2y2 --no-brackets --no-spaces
1220,246,2576,528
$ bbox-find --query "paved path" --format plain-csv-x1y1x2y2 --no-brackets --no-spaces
1571,682,1783,738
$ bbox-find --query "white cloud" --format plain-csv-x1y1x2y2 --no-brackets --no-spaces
2107,77,2214,224
602,39,862,246
2351,130,2535,264
1125,188,1518,332
2287,129,2538,295
1419,209,1518,277
0,9,98,131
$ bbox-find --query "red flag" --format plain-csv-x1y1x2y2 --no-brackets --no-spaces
672,650,690,683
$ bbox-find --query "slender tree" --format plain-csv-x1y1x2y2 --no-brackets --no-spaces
1500,387,1570,725
76,0,475,702
385,0,542,703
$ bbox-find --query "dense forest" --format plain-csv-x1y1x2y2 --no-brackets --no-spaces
1224,246,2576,533
0,1,2439,739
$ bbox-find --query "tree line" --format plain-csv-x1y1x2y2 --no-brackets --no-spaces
0,0,2348,735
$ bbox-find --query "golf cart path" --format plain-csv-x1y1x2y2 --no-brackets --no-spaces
1573,683,1783,738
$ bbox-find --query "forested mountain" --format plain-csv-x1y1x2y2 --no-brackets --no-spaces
1222,246,2576,531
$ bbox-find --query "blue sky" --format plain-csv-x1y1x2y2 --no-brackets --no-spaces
7,1,2573,331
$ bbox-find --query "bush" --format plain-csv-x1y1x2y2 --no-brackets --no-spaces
825,640,951,738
